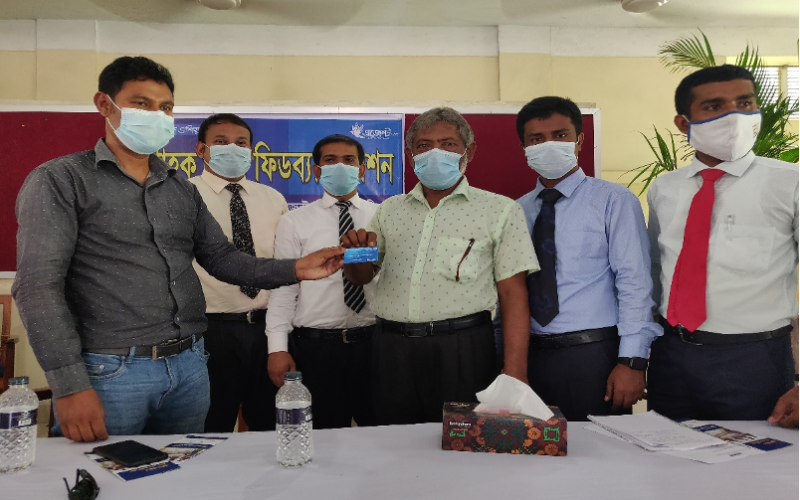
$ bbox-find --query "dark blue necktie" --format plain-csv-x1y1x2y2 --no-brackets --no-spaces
527,188,562,326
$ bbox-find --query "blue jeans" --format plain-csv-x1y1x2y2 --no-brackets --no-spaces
53,337,211,436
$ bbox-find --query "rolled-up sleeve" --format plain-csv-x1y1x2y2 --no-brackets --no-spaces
191,186,299,289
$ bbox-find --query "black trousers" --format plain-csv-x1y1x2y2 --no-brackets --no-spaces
528,336,628,421
372,321,498,425
648,333,795,420
291,329,376,429
203,319,277,432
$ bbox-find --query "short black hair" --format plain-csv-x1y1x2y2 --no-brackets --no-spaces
98,56,175,99
516,96,583,143
312,134,365,165
675,64,756,117
198,113,253,145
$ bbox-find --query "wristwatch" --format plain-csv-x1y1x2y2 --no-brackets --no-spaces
618,357,648,371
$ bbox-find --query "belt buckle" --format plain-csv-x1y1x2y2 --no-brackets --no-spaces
427,322,435,336
152,338,181,360
342,329,352,344
246,311,254,324
402,324,427,338
676,324,701,346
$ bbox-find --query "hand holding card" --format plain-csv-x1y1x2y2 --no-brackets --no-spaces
344,246,379,264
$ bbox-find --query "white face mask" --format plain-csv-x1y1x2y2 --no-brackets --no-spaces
686,111,761,162
524,141,578,179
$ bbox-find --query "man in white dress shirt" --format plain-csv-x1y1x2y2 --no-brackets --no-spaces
190,113,288,432
266,134,378,429
647,65,798,426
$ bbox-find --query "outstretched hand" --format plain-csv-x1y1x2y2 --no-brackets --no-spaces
294,246,345,280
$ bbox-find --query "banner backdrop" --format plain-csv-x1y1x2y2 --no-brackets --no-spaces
161,114,404,209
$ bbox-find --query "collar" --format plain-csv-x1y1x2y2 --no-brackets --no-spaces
199,168,250,195
405,177,471,206
532,167,585,199
94,139,173,181
684,150,755,179
321,191,364,209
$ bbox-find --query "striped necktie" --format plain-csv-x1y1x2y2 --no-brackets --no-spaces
336,201,366,313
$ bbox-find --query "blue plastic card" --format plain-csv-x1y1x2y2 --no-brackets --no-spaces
344,246,379,264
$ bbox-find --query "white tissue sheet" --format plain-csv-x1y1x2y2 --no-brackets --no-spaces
475,374,554,420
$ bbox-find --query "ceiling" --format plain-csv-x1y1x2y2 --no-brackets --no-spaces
0,0,797,28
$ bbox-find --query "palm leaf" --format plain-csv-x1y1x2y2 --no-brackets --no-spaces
659,31,716,72
780,148,799,163
626,128,679,195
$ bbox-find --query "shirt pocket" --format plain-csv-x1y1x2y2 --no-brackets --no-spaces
433,237,490,283
712,224,775,274
556,229,608,278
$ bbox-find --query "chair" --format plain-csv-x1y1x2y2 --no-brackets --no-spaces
0,294,18,393
0,294,55,435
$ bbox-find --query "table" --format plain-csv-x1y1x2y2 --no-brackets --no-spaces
2,422,797,499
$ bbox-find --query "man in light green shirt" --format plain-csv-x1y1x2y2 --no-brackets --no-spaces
343,107,539,425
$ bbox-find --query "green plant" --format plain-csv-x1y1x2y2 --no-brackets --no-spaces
627,31,799,194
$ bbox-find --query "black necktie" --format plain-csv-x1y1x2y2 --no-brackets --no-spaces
226,183,259,299
336,201,366,313
527,189,563,326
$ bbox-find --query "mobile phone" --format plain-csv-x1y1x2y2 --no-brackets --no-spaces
92,440,169,468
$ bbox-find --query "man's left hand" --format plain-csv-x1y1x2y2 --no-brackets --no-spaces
605,364,645,409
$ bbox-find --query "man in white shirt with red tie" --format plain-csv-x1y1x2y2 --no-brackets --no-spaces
266,134,378,429
647,65,798,427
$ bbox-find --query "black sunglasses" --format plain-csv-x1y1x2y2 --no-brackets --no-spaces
63,468,100,500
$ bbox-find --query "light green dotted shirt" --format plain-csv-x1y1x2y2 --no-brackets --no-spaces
367,178,540,322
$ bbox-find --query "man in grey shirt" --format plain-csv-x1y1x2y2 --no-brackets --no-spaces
12,56,343,443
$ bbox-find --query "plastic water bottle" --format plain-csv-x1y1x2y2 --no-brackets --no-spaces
0,376,39,473
275,371,313,468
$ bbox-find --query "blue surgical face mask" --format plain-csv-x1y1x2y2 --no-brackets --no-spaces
524,141,578,179
318,163,360,196
206,143,252,178
412,148,465,190
106,95,174,155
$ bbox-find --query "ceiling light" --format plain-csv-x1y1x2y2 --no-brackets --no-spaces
621,0,669,13
197,0,242,10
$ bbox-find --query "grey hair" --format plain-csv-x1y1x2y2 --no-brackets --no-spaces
406,107,475,151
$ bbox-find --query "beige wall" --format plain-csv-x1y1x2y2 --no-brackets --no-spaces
1,22,797,391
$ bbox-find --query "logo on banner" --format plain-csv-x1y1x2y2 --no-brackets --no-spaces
350,122,398,140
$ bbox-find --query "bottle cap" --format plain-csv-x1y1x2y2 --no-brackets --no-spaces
9,376,29,386
284,371,302,382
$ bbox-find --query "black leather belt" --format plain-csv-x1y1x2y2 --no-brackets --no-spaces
658,317,792,345
85,333,204,360
379,311,491,337
207,310,266,324
292,326,375,344
529,326,618,349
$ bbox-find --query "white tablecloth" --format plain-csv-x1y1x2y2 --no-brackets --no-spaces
2,422,797,500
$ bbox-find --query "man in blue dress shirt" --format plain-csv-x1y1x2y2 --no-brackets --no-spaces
500,96,663,421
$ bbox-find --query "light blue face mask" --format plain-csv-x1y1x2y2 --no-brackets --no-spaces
412,148,464,190
318,163,360,196
206,143,252,178
106,96,174,155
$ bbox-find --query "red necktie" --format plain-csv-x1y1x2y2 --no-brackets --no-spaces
666,168,726,332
